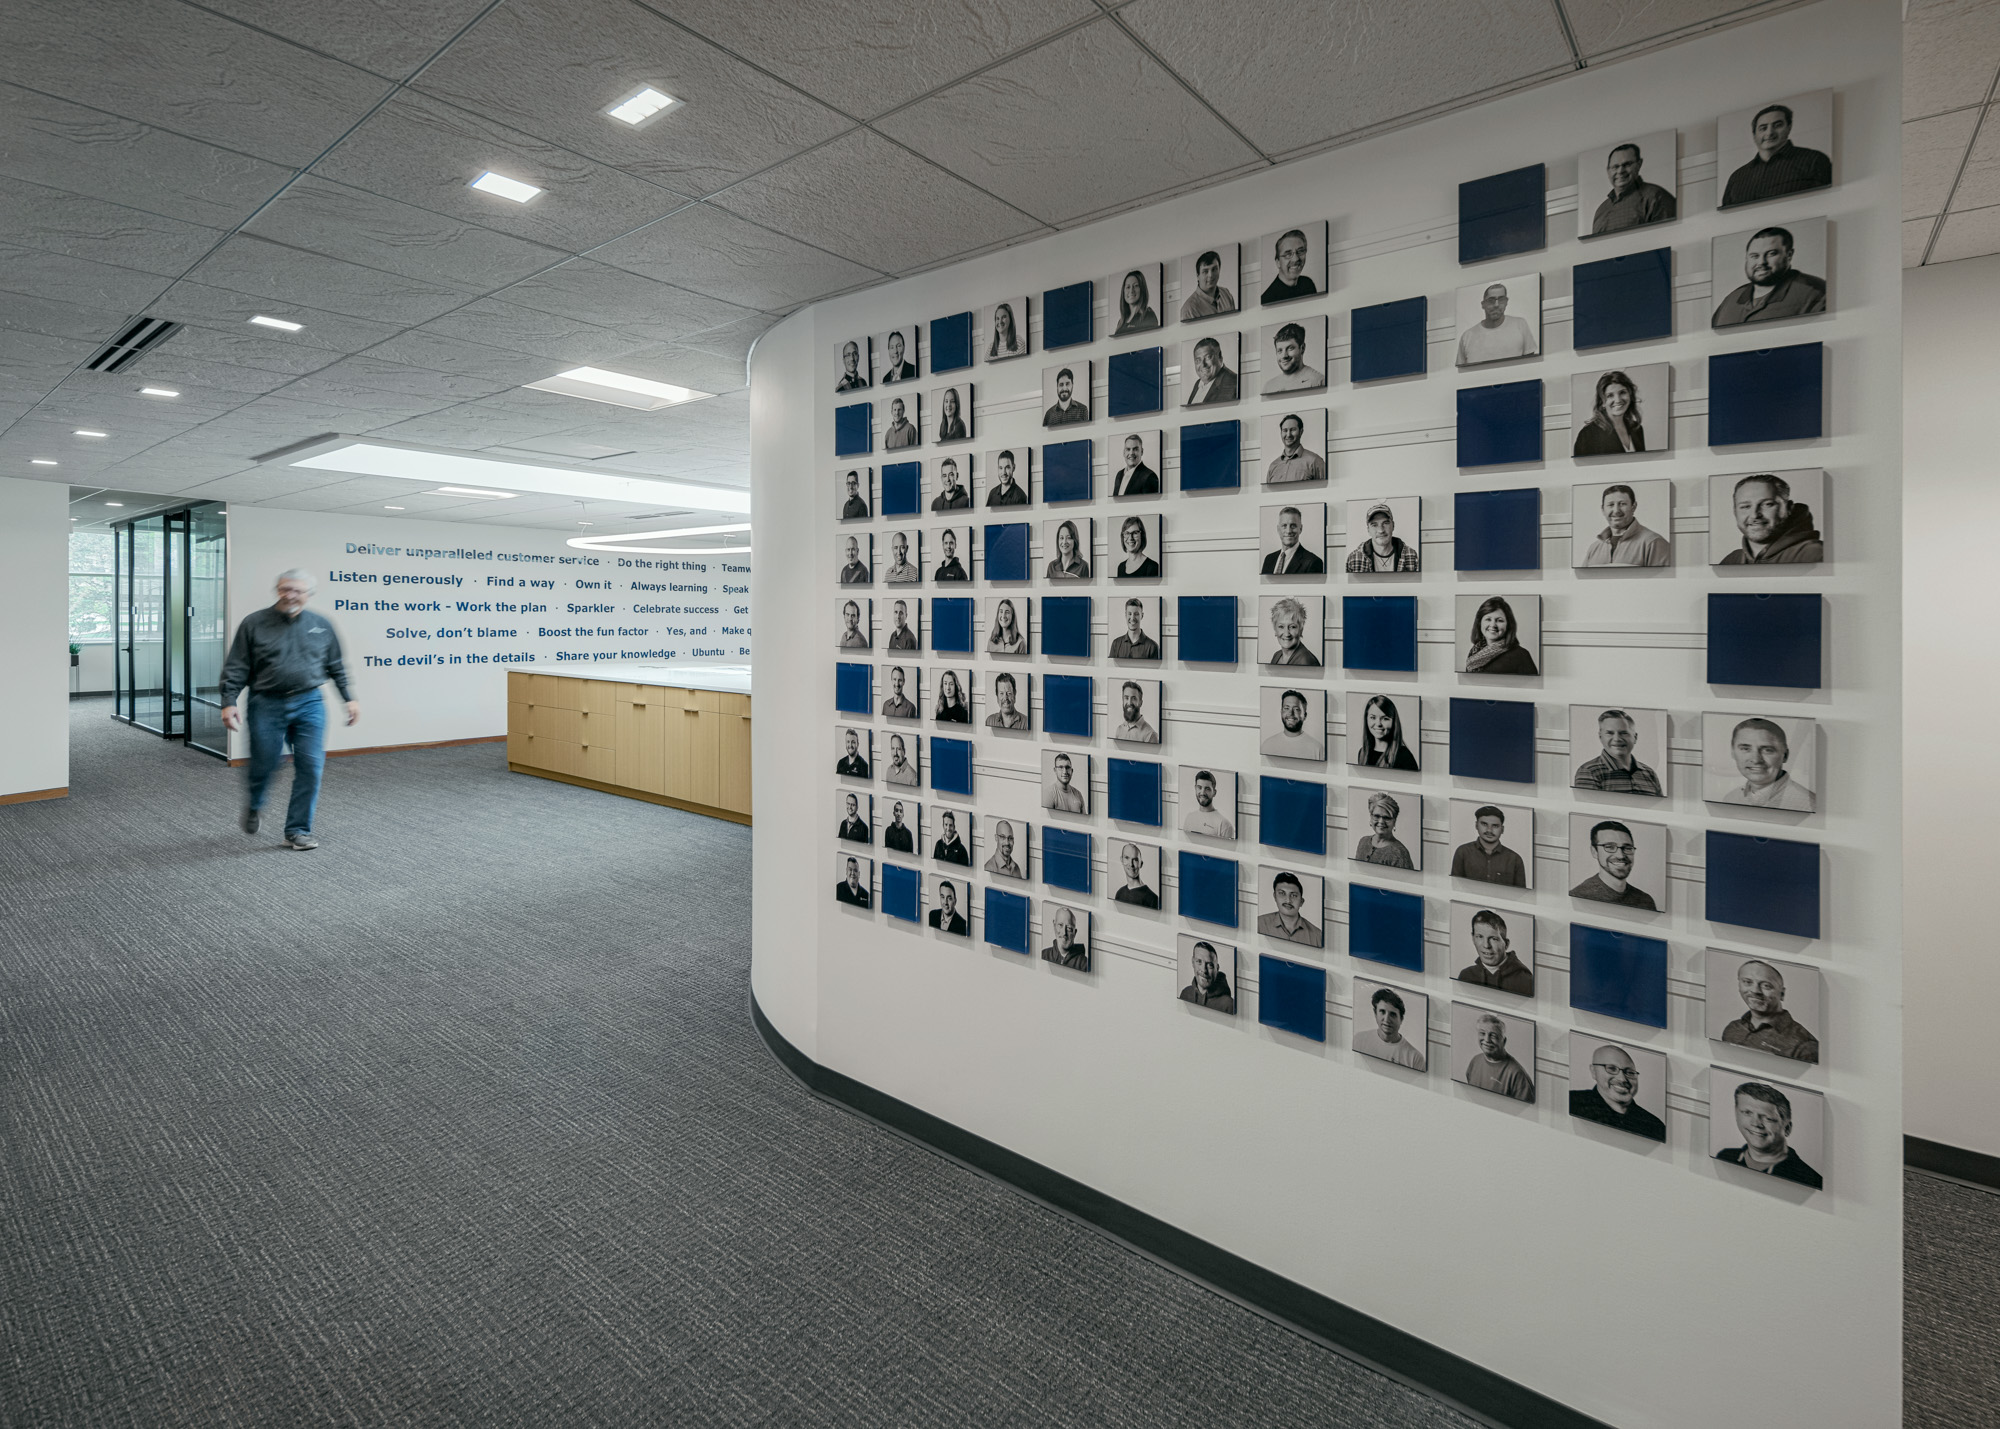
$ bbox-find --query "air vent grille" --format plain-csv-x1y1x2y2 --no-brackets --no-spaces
85,316,182,373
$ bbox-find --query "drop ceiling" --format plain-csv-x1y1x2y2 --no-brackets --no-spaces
2,0,1828,531
1904,0,2000,266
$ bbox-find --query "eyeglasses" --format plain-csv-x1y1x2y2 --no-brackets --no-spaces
1592,1064,1640,1082
1594,842,1637,856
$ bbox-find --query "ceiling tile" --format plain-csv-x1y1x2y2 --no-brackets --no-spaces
0,178,226,277
148,280,407,357
592,201,882,309
712,128,1046,273
1931,203,2000,263
495,259,758,342
258,373,477,418
1561,0,1792,59
1905,215,1940,267
179,234,478,325
193,0,493,80
1944,107,2000,209
1905,0,2000,120
149,322,357,379
873,19,1260,225
0,289,135,344
416,297,662,366
0,0,392,168
1120,0,1571,158
0,240,175,317
1905,108,1983,217
355,328,559,387
367,393,604,447
103,350,306,398
167,469,353,501
301,353,517,403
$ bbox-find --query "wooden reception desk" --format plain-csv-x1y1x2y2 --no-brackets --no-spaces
506,663,751,824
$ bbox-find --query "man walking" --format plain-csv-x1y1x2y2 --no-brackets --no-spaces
219,569,358,850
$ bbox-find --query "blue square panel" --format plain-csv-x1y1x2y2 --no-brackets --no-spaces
1707,831,1820,939
1351,296,1427,383
1708,593,1821,689
1709,343,1823,445
1455,489,1542,571
1178,595,1238,663
986,886,1032,954
1573,248,1673,349
1179,852,1239,928
883,863,922,923
1459,164,1546,264
1044,826,1092,893
1043,439,1092,503
1108,758,1164,826
1259,776,1326,856
1180,420,1241,490
1044,281,1094,349
1041,597,1092,659
835,662,871,715
1457,380,1543,468
1043,674,1093,737
985,522,1032,581
1258,955,1327,1042
1108,347,1165,417
1342,596,1417,672
930,312,974,373
835,402,872,457
882,461,922,516
1349,884,1425,971
1449,698,1536,784
932,597,977,655
931,736,974,796
1569,924,1669,1028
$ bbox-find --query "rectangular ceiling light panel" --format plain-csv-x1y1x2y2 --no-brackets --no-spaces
470,171,542,203
607,86,681,125
271,439,749,515
525,366,712,411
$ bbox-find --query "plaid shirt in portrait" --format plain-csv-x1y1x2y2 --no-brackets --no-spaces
1571,752,1663,796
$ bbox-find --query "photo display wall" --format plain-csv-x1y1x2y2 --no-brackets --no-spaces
824,90,1846,1197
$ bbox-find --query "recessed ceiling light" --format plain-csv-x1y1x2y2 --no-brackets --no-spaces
250,315,303,332
432,486,519,499
104,502,124,507
606,86,681,126
577,521,594,526
74,429,108,438
384,505,405,510
140,386,179,398
31,459,57,465
525,365,711,411
568,521,751,555
470,171,541,203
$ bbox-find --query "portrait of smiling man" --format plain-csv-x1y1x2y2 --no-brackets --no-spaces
1568,818,1659,910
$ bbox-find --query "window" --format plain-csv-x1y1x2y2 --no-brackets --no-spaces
69,530,115,642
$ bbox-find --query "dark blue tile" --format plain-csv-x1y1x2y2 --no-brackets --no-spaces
1349,884,1425,971
1044,826,1092,893
1449,698,1537,783
1457,380,1543,468
1259,776,1326,855
1041,597,1092,659
984,522,1031,581
1179,419,1241,490
1043,439,1093,503
1179,851,1239,928
930,736,973,796
1569,924,1669,1028
882,460,922,516
1708,593,1821,689
1573,248,1673,349
932,597,976,654
1352,296,1427,383
1709,343,1822,445
1459,164,1546,264
834,662,871,715
883,863,921,923
1455,488,1542,571
1043,674,1093,736
985,887,1031,953
1108,758,1163,826
1107,346,1165,417
835,402,872,457
1258,955,1327,1041
1706,831,1819,938
1044,281,1094,349
929,311,974,373
1342,596,1417,672
1178,595,1238,663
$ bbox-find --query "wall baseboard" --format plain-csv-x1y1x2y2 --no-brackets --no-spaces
1906,1135,2000,1192
749,992,1612,1429
509,764,752,826
0,786,67,806
226,734,507,767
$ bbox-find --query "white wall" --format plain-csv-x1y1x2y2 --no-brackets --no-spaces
73,642,116,695
750,4,1902,1426
0,478,71,799
1904,253,2000,1160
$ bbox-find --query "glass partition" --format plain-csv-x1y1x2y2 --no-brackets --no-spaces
112,502,225,754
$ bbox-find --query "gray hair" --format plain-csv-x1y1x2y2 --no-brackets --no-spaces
276,567,316,592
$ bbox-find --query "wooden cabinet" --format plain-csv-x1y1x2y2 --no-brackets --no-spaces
718,693,751,815
509,673,749,825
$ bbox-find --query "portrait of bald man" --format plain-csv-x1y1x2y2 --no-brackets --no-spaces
1568,1041,1666,1141
1709,952,1821,1064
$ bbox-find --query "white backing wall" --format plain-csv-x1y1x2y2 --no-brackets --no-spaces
0,478,71,799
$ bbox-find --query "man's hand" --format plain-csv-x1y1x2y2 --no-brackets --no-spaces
221,705,241,731
345,701,361,727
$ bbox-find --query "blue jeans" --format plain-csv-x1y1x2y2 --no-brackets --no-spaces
246,689,327,839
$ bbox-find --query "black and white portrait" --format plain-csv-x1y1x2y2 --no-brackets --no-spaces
837,790,872,845
1454,594,1541,676
835,852,873,908
1350,789,1421,871
883,529,921,585
1348,691,1421,772
1260,502,1327,576
1180,765,1238,839
1702,712,1818,811
1452,903,1534,997
983,447,1032,508
1110,596,1164,661
1043,748,1090,815
1043,518,1093,580
1451,1003,1536,1104
932,668,972,725
874,325,919,383
1111,678,1162,745
1341,497,1420,575
1570,705,1667,797
1261,409,1328,486
931,526,971,582
882,392,921,450
1455,273,1542,367
1566,813,1668,911
835,597,871,651
1577,131,1678,239
1717,90,1834,210
1259,316,1328,396
1181,332,1241,407
984,597,1030,657
829,541,868,598
1256,865,1324,948
1353,980,1428,1071
1178,243,1240,322
884,597,920,651
883,798,917,853
1258,594,1324,668
1110,429,1162,498
1042,362,1092,427
1712,217,1829,327
1448,799,1533,889
1111,839,1163,909
1708,468,1825,566
1571,478,1672,567
1177,934,1238,1013
983,817,1031,881
881,663,919,720
834,725,872,778
1705,949,1823,1065
1260,685,1327,761
1708,1069,1825,1190
983,297,1030,363
1110,513,1163,579
834,335,872,393
928,805,973,866
835,466,872,521
1566,1033,1667,1141
1042,902,1091,970
929,454,972,511
931,383,973,445
927,872,971,937
1109,264,1164,337
882,731,920,788
1569,364,1671,460
985,670,1029,730
1258,222,1326,306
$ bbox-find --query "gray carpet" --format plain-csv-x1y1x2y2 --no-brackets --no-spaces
1,699,1481,1428
1906,1170,2000,1428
